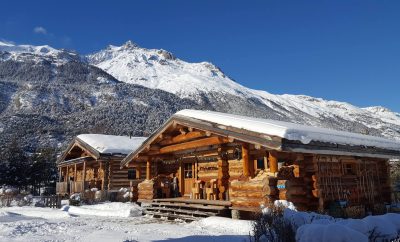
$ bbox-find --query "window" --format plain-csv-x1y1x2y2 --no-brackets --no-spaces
344,163,356,175
184,163,193,178
256,158,265,170
128,169,136,180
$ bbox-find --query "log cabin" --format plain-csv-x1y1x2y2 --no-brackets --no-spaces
56,134,147,198
121,110,400,218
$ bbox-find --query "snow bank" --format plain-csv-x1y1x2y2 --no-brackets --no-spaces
77,134,147,154
0,207,70,220
65,202,142,217
287,209,400,242
296,223,368,242
193,216,253,235
176,109,400,151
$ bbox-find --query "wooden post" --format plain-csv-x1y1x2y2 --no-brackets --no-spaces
58,168,62,182
99,162,104,190
146,160,151,180
264,156,269,171
242,144,250,177
65,166,69,182
179,161,184,195
83,161,87,190
194,160,198,180
74,164,77,181
269,151,278,174
136,163,141,179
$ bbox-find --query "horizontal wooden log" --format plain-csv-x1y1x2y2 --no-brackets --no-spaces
159,136,230,154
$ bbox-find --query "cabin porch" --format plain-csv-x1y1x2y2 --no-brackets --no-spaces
56,157,107,195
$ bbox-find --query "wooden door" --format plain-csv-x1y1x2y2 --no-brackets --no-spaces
183,162,194,196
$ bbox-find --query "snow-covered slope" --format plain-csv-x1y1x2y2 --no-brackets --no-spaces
0,41,80,64
1,40,400,153
87,41,250,98
87,41,400,140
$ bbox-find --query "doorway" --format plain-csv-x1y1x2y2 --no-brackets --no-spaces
183,162,194,196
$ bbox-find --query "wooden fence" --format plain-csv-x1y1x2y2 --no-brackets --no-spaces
34,195,62,208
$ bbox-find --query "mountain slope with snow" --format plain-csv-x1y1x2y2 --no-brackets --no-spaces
0,40,399,153
88,41,400,141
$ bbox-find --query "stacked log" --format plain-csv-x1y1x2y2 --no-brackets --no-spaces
138,179,155,201
228,159,243,180
229,172,277,208
277,178,311,211
109,162,130,189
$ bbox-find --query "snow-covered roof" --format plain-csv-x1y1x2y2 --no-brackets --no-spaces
175,110,400,151
77,134,147,155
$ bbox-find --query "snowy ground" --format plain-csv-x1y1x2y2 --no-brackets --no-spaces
0,203,251,242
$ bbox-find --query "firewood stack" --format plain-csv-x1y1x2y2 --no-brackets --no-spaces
229,171,277,209
138,179,155,201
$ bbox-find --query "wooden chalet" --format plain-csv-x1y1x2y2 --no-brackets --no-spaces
121,110,400,218
57,134,147,196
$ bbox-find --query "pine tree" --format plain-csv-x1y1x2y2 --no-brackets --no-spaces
30,147,58,195
1,139,30,190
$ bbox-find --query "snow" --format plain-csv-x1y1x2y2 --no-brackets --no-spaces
77,134,147,155
86,41,400,142
193,216,253,235
296,223,368,242
176,109,400,152
64,202,142,217
0,203,250,242
281,208,400,242
0,40,79,64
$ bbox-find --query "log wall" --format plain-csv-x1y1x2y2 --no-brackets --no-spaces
229,171,277,209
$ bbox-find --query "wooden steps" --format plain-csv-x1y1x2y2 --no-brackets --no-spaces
143,198,231,222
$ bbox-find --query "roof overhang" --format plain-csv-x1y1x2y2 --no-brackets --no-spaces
57,156,95,167
121,114,400,167
120,115,284,168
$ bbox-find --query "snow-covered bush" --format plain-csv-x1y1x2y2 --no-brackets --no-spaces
94,190,106,202
250,205,295,242
252,200,400,242
69,193,81,206
0,186,20,207
116,188,131,202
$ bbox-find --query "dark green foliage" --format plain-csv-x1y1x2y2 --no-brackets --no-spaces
0,139,58,194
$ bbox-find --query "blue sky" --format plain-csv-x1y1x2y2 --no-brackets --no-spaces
1,0,399,111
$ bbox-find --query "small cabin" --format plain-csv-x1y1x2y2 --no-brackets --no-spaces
121,110,400,217
56,134,147,198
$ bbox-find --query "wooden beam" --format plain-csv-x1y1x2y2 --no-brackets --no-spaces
269,151,278,173
159,136,230,154
146,160,151,180
159,131,206,146
83,161,87,182
99,162,104,190
136,163,141,179
74,164,77,181
264,156,269,171
242,144,250,177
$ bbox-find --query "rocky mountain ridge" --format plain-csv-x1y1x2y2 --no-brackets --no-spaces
0,40,399,153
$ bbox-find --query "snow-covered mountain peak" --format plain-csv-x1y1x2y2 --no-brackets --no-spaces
364,106,394,114
86,41,249,98
0,41,80,64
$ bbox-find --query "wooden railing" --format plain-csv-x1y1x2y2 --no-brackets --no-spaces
70,181,88,193
56,182,68,195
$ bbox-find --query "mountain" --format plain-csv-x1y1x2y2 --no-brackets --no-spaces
0,40,399,154
87,41,400,140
